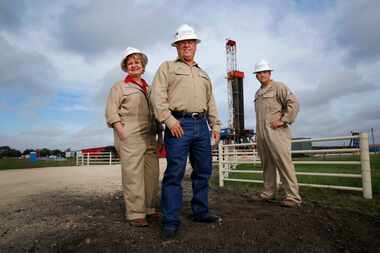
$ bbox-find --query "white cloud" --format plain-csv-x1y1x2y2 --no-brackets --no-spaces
59,104,95,112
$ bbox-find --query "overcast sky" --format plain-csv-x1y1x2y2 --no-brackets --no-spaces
1,0,379,151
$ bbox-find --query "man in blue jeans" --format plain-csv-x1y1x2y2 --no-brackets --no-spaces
151,24,221,239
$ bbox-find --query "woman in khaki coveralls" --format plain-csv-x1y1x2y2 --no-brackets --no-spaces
105,47,160,227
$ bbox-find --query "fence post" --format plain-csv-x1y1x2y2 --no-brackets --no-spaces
360,133,372,199
233,145,237,170
81,153,84,166
226,146,232,177
76,152,79,166
218,141,224,187
109,152,112,165
87,153,90,166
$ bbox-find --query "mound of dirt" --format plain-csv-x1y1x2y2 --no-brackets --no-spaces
1,177,379,253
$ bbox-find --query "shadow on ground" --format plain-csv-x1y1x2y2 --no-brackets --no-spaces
1,178,380,253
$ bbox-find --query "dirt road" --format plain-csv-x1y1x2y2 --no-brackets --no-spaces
0,165,121,207
1,165,379,252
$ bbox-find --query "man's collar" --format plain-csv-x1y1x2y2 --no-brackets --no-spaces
260,80,273,89
175,57,199,67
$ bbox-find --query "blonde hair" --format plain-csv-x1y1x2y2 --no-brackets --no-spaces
122,53,147,70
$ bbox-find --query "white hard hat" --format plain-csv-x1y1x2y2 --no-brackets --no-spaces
253,59,274,73
121,47,148,72
171,24,201,47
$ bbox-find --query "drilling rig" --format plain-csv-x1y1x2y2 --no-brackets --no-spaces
225,39,249,142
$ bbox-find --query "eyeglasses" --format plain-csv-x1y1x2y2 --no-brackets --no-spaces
177,40,196,46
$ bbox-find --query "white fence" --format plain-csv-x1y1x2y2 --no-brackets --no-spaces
218,133,373,199
76,152,120,166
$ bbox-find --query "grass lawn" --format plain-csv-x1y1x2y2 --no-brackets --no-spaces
215,153,380,216
0,158,76,171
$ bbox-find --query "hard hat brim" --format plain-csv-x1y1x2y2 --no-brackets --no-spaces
171,38,201,47
253,69,274,74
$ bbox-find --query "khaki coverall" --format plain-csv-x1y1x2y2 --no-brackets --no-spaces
105,80,159,220
254,80,301,202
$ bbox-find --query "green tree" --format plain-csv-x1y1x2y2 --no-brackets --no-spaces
22,149,35,155
51,149,63,157
0,146,21,158
39,148,51,157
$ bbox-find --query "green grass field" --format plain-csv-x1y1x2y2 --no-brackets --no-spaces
0,158,76,170
216,154,380,216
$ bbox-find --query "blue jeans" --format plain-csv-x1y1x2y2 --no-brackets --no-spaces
161,117,212,230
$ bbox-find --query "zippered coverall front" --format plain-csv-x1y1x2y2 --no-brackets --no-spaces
105,81,159,220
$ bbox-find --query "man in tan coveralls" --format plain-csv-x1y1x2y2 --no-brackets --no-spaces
253,60,302,207
105,47,160,226
151,24,221,239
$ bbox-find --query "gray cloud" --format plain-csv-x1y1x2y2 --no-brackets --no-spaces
56,0,188,58
292,94,380,144
333,0,380,61
351,102,380,122
20,127,64,139
0,1,27,31
0,35,58,115
63,126,111,150
0,121,111,151
0,36,56,92
298,70,376,107
93,66,124,112
0,126,65,151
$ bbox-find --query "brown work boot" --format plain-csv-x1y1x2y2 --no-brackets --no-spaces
147,212,161,222
129,218,148,227
252,192,275,202
280,198,301,208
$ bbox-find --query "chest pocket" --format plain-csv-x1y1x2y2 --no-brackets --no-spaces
262,91,275,99
255,91,274,112
122,86,140,96
167,67,191,99
173,67,191,86
263,91,285,114
121,88,141,105
120,87,148,115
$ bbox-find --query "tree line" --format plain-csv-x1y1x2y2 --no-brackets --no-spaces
0,146,68,158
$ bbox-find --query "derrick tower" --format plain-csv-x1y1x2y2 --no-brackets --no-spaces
226,39,245,137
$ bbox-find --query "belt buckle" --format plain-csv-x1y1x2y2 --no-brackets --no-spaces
191,112,200,119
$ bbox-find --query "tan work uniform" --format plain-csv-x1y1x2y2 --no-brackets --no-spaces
105,80,159,220
254,80,301,202
150,58,221,132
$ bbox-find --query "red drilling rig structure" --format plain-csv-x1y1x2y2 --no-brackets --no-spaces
225,39,253,142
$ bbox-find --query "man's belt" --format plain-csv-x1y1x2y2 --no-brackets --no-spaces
172,111,206,119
